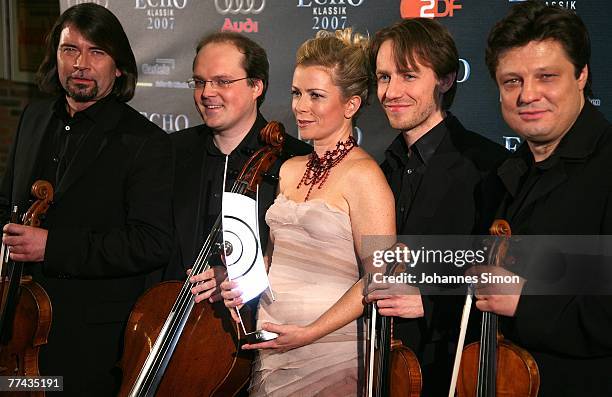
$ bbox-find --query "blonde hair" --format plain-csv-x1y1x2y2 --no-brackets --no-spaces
296,28,370,114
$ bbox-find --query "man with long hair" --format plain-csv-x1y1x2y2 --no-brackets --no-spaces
0,4,173,395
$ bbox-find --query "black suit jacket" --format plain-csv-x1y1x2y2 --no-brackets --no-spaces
0,97,173,395
381,115,507,395
166,114,312,280
493,102,612,397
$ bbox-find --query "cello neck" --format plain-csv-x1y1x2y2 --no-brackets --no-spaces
127,122,285,397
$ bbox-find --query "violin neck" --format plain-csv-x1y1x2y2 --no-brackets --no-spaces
0,207,23,344
477,311,498,397
366,303,393,397
378,314,392,396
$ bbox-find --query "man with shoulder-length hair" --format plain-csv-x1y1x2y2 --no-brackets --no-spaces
0,3,173,395
366,18,507,395
477,1,612,395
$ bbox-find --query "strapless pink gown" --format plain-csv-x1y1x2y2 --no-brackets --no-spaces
250,194,364,397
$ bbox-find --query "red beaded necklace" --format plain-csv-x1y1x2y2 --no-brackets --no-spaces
297,135,357,200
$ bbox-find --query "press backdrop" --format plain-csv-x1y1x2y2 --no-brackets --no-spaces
59,0,611,160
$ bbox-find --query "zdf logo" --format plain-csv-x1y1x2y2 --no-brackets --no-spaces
401,0,462,19
215,0,265,14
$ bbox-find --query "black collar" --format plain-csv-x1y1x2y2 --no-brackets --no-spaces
497,102,608,196
551,101,608,160
203,112,268,158
53,94,116,124
384,114,452,169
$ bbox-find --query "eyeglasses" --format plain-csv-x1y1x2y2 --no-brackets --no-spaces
186,76,250,90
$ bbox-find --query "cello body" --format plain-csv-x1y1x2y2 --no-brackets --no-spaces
118,122,285,396
118,281,251,397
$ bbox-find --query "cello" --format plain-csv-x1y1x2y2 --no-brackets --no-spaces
365,249,422,397
118,121,285,397
453,219,540,397
0,180,53,396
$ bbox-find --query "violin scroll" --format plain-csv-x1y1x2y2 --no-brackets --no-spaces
489,219,511,237
22,181,54,228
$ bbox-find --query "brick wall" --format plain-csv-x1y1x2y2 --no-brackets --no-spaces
0,79,46,177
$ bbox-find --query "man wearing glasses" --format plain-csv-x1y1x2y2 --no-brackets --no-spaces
165,32,311,293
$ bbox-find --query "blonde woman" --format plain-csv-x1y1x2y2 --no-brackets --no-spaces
222,29,395,396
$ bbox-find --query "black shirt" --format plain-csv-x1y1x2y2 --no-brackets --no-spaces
497,142,565,235
195,114,270,258
383,117,447,232
166,113,313,280
379,114,507,396
36,96,113,188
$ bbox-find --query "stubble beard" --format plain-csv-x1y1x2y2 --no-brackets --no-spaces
386,91,439,133
387,105,433,132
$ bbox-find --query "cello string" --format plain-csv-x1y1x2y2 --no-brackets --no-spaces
157,178,247,340
141,165,259,392
137,179,249,393
140,138,282,393
135,217,219,394
132,138,280,394
170,179,247,318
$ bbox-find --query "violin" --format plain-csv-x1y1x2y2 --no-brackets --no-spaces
453,220,540,397
118,121,285,397
0,180,53,396
365,253,422,397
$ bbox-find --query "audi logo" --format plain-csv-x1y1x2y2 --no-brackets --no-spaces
215,0,265,14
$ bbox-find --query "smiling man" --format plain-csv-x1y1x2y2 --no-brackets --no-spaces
367,18,507,396
476,1,612,395
0,4,173,395
166,33,311,292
